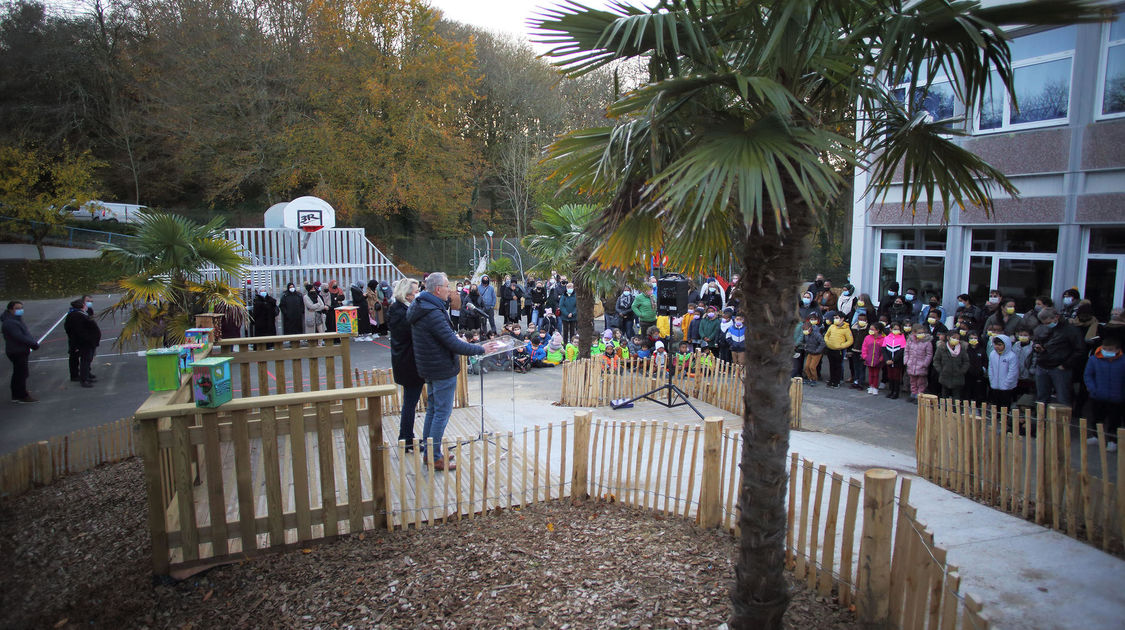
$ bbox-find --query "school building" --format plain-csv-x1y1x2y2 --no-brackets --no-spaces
850,11,1125,322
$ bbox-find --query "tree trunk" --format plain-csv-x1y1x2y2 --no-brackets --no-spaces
575,280,594,359
729,196,815,630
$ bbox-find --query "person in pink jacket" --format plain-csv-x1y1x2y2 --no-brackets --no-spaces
861,322,887,396
904,330,934,403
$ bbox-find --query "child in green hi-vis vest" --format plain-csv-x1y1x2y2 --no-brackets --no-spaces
545,332,565,365
565,335,579,362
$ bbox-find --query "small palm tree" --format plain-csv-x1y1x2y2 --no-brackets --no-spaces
523,203,642,356
533,1,1106,627
100,212,249,348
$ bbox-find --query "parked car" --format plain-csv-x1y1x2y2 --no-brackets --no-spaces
69,200,150,224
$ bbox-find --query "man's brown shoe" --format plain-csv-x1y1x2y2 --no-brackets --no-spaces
432,456,456,472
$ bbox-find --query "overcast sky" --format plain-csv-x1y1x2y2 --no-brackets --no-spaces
428,0,649,52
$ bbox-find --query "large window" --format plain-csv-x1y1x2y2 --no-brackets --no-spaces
893,74,960,126
965,228,1057,312
878,229,947,301
1081,228,1125,321
977,26,1076,132
1098,14,1125,118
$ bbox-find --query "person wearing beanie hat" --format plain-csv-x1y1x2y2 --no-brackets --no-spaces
544,332,565,365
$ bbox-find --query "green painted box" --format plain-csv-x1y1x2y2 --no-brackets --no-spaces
145,347,183,392
191,356,233,408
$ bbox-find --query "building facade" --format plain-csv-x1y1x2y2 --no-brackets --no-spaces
850,11,1125,322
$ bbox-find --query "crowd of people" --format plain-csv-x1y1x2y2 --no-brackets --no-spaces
5,268,1122,455
793,275,1125,450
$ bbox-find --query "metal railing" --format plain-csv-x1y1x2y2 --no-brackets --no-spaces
0,215,135,250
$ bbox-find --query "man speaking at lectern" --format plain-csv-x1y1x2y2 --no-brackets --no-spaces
408,272,497,471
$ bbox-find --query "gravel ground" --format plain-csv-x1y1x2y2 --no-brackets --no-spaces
0,458,858,629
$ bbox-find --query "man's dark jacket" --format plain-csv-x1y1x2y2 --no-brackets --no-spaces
1033,320,1086,370
408,291,484,381
64,302,101,350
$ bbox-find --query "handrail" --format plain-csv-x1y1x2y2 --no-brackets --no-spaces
134,383,396,420
212,332,348,346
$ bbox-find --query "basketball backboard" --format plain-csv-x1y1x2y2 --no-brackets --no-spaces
281,196,336,233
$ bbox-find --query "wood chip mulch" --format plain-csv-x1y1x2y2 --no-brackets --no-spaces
0,458,858,629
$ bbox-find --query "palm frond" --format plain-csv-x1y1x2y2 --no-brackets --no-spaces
863,102,1018,217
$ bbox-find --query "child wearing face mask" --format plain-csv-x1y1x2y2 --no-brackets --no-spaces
1014,330,1036,401
933,332,970,399
727,315,747,364
904,327,933,403
881,323,906,399
823,312,853,388
861,322,886,395
1084,336,1124,452
801,315,826,386
718,309,734,362
849,313,870,389
699,306,722,355
964,332,987,403
688,307,704,350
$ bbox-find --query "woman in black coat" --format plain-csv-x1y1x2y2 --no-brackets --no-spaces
388,278,424,449
351,281,371,338
279,283,305,336
251,290,279,338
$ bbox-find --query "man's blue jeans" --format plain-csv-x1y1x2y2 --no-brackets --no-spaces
1035,366,1072,406
421,375,458,459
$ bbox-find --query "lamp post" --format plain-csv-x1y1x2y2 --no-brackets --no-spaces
486,230,494,263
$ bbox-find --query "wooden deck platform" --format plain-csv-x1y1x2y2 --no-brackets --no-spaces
169,406,558,562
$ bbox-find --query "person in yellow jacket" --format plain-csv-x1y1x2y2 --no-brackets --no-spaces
824,312,854,388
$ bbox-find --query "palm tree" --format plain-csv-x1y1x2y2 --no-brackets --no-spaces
523,203,643,356
532,1,1105,627
100,212,249,348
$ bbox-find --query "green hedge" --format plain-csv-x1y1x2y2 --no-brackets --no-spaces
0,258,120,301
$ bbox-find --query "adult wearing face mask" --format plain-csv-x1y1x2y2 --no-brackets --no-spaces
903,287,922,321
877,281,901,319
251,288,279,345
303,282,328,335
324,280,345,333
64,296,100,387
798,291,820,322
1031,307,1085,406
702,281,725,310
279,283,305,337
726,274,742,313
954,294,983,333
816,280,837,312
559,282,578,342
477,274,497,334
836,284,857,321
1059,288,1081,321
919,294,945,326
66,294,95,382
529,280,547,328
984,297,1023,336
3,301,39,403
350,280,371,340
1020,296,1052,333
615,286,635,338
632,284,657,336
982,289,1003,321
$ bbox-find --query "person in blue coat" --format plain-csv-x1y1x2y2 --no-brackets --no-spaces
408,273,496,470
477,274,497,334
1084,336,1125,452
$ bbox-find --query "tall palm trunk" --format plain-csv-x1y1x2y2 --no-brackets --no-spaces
729,193,815,629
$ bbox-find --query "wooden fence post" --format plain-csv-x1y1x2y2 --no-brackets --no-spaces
789,377,803,429
857,468,897,630
571,411,592,500
698,417,724,528
34,440,52,486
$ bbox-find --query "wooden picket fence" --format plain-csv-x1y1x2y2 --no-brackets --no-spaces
0,418,136,498
352,355,470,413
916,395,1124,555
558,356,802,429
788,457,988,629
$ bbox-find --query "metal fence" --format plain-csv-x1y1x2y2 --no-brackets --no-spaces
388,236,539,277
0,216,135,250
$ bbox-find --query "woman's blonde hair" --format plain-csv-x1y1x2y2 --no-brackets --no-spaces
393,277,420,304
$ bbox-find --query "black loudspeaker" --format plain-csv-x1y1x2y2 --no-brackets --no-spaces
657,275,690,316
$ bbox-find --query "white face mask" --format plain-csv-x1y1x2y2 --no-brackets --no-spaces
288,287,296,293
